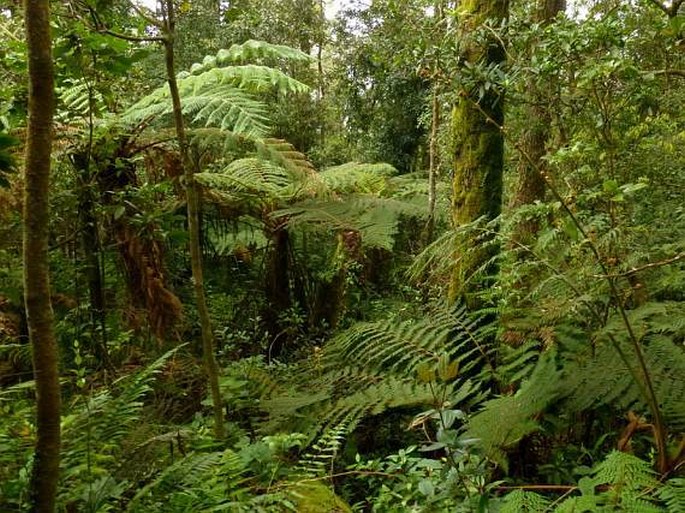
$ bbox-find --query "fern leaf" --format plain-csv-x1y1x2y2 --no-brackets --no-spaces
188,40,311,75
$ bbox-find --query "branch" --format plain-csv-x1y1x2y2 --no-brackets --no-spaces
85,5,165,43
651,69,685,79
97,28,165,43
594,252,685,279
129,1,164,28
643,0,684,17
496,484,578,492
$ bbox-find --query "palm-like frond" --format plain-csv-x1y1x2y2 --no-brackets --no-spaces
276,196,423,250
319,162,397,194
188,40,311,74
121,47,309,139
256,304,492,444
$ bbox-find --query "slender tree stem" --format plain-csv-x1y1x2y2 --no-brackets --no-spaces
160,0,225,439
469,98,669,473
24,0,61,509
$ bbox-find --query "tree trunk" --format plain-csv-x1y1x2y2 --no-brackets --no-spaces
449,0,508,304
24,0,61,510
162,0,224,439
510,0,565,245
424,0,444,244
73,151,109,365
425,84,440,242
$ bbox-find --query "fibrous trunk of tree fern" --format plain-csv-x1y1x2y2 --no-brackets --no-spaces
264,225,292,358
449,0,507,304
163,0,225,439
24,0,61,510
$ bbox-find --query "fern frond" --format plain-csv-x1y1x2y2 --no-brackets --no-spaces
188,40,311,74
124,83,271,138
59,79,107,120
320,162,397,194
181,64,309,95
500,490,552,513
122,46,308,138
660,478,685,513
297,416,356,477
563,302,685,431
466,352,562,470
256,137,318,181
277,196,425,250
196,158,293,197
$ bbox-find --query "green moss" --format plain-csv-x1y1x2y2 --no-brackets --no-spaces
449,0,507,302
289,482,352,512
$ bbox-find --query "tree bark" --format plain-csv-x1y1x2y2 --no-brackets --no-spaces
424,0,444,243
449,0,508,304
24,0,61,510
425,84,440,242
162,0,225,438
510,0,565,245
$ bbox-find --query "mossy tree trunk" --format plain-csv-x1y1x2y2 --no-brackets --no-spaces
162,0,224,439
24,0,61,510
510,0,565,246
449,0,508,304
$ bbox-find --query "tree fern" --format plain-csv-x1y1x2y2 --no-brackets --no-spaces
466,352,562,470
254,304,492,453
500,451,670,512
121,42,309,139
187,40,311,74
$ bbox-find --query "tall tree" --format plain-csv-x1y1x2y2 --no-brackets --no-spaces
509,0,565,245
449,0,508,303
24,0,61,510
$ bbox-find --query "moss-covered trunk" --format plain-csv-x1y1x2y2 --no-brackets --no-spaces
24,0,61,509
449,0,508,304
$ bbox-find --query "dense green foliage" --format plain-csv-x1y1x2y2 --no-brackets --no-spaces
1,0,684,511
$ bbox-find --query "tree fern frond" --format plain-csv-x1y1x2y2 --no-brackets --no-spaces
500,489,552,513
277,196,425,250
256,137,318,179
297,416,356,477
563,303,685,430
660,479,685,513
125,83,271,138
407,230,459,287
196,158,293,197
320,162,398,194
466,352,562,470
182,64,309,95
188,40,311,75
58,79,107,120
122,47,308,139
